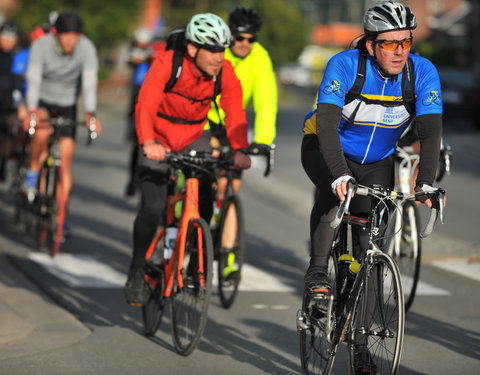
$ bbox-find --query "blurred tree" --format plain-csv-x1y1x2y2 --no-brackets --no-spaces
11,0,143,48
163,0,310,66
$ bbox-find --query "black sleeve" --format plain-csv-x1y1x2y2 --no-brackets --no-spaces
415,113,442,186
316,102,351,179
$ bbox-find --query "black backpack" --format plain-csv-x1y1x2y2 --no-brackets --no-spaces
344,49,416,118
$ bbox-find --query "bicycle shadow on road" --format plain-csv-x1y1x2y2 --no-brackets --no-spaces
200,313,300,375
405,311,480,363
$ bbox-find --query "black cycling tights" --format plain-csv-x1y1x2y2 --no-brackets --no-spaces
301,134,394,268
131,168,214,269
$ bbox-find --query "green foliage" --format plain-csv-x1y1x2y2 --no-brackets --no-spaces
10,0,143,48
246,0,310,65
164,0,310,66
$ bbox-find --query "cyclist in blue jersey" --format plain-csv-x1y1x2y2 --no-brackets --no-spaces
301,2,443,373
0,21,21,181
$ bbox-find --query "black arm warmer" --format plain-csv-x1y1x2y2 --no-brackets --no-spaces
316,103,351,179
415,113,443,186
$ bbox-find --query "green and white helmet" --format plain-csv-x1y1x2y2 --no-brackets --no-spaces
186,13,233,51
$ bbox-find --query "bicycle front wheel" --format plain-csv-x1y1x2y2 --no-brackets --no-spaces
394,201,421,312
216,195,245,308
299,253,337,375
348,252,404,375
170,218,213,356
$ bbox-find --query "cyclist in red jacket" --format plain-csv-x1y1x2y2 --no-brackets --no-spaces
124,13,251,306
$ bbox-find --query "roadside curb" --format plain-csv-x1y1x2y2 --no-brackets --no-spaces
0,249,91,361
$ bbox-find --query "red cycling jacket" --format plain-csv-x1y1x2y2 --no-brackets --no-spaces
135,49,248,152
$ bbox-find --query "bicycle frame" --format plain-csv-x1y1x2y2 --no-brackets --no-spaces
145,176,205,298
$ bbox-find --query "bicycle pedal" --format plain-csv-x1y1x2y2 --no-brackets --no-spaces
296,309,309,331
128,302,144,307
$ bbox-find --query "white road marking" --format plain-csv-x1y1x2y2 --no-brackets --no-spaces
411,279,451,296
28,253,471,297
432,258,480,283
29,253,126,288
28,253,295,291
212,263,295,292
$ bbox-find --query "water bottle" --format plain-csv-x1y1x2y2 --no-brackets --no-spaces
337,254,360,301
164,225,178,261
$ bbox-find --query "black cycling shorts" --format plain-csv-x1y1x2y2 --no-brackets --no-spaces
39,100,77,139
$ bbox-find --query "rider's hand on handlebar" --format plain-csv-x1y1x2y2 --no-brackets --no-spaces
331,175,354,201
248,142,270,155
86,113,102,135
415,184,447,209
23,109,37,133
233,149,251,170
143,141,170,161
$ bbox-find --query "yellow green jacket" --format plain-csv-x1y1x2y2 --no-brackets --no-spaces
207,42,277,145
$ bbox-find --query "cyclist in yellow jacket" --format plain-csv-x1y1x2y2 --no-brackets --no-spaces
206,6,277,275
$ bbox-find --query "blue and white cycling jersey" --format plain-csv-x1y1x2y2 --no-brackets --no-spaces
304,49,442,164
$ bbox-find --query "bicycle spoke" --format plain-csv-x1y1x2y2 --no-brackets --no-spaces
348,253,404,375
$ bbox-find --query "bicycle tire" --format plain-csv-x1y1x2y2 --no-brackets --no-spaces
142,271,165,336
394,201,422,312
299,253,337,375
170,218,213,356
216,195,245,308
347,252,404,375
51,165,65,257
35,208,54,251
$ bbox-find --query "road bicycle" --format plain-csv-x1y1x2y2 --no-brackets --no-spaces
386,141,452,312
141,151,219,356
13,114,97,256
211,143,275,308
297,179,445,375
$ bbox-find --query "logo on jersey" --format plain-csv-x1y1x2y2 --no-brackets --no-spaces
323,80,344,98
422,91,441,106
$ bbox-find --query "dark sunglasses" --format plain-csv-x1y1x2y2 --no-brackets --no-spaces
234,35,256,43
374,37,413,51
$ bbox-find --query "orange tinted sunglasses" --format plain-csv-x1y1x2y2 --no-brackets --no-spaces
375,37,413,51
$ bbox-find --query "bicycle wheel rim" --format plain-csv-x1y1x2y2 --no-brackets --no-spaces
170,218,213,356
299,253,337,374
216,195,245,308
142,280,165,336
348,253,404,375
396,201,421,312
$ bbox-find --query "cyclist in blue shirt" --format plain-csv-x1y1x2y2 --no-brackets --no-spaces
301,2,443,373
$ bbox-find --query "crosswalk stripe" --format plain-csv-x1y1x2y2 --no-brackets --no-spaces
29,253,126,288
28,253,295,291
28,253,469,295
432,258,480,283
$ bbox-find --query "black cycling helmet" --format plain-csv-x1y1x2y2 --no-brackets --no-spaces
228,6,262,35
0,21,20,38
55,11,84,34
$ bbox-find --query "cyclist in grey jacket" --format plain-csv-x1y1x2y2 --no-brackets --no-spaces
23,11,102,234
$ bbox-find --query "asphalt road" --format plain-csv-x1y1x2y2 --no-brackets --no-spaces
0,86,479,374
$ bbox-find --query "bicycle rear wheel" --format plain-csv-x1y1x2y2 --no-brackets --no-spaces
216,195,245,308
142,232,166,336
394,201,421,312
170,218,213,356
299,253,337,375
348,252,404,375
